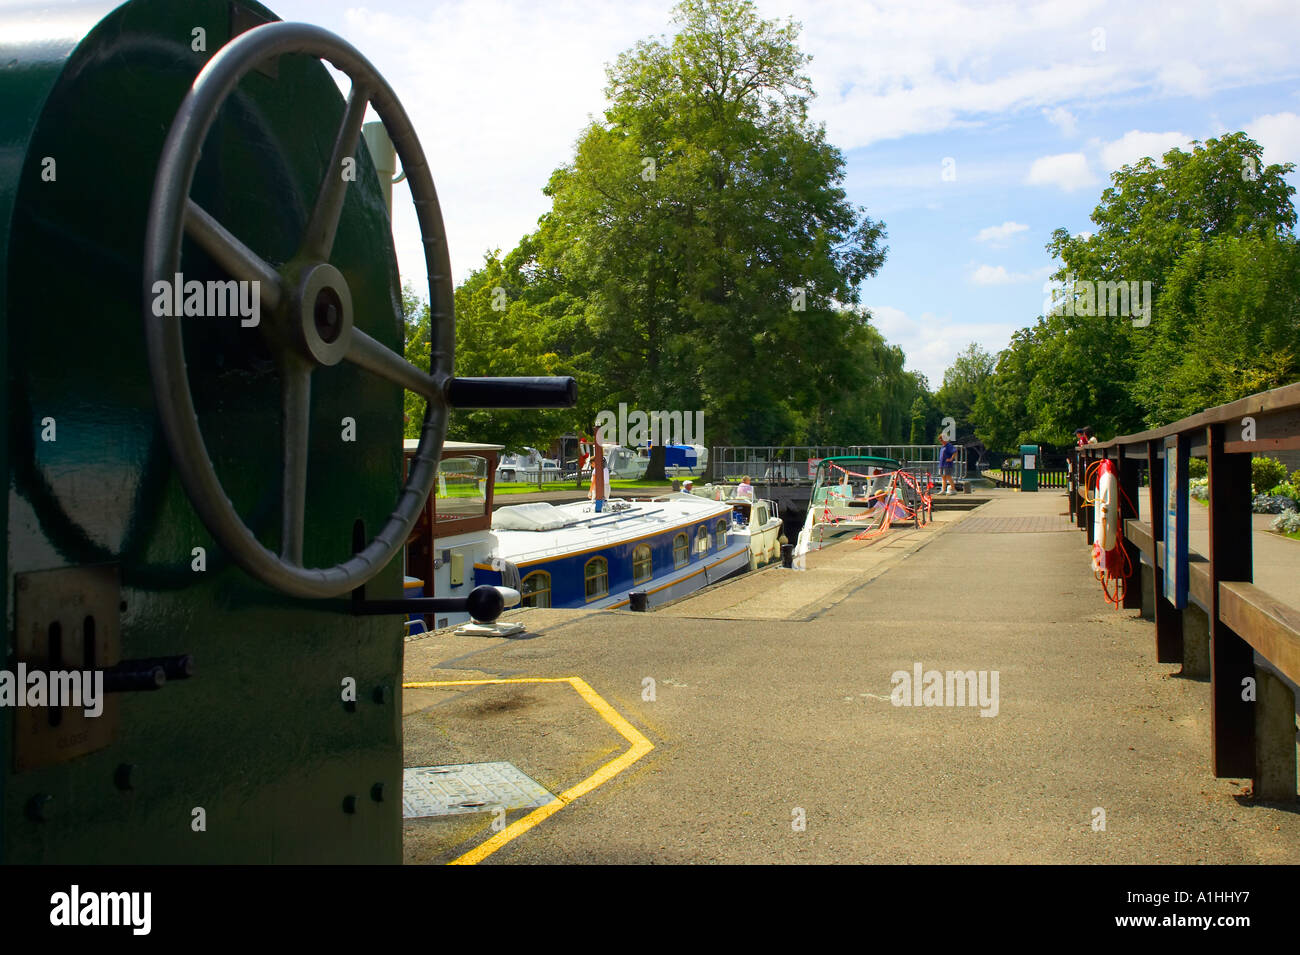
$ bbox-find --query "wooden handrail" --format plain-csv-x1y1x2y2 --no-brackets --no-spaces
1069,381,1300,797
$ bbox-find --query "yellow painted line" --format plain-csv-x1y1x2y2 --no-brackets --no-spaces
400,676,654,865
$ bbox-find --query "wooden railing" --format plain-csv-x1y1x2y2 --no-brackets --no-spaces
1068,381,1300,799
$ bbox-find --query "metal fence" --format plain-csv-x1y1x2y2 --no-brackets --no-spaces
710,445,968,486
989,468,1070,489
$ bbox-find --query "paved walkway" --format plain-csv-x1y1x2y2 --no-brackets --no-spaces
401,489,1300,864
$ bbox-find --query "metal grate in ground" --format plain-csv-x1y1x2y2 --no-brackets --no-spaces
402,762,555,819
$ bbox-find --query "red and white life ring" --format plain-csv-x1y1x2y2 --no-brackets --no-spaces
1091,458,1122,574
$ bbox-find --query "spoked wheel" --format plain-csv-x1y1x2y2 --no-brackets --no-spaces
143,22,572,599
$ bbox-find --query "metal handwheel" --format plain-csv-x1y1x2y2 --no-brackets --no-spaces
144,22,573,599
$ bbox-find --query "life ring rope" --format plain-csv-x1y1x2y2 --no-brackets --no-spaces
1078,458,1138,608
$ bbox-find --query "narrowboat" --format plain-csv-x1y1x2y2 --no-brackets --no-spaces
403,441,749,630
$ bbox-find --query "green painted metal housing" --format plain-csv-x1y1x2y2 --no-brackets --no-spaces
3,0,409,861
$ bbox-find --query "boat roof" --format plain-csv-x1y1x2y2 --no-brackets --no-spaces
821,454,900,468
403,439,504,453
489,497,732,566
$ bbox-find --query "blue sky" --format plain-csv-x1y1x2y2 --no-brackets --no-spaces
272,0,1300,386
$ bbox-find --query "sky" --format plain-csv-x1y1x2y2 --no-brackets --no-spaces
271,0,1300,387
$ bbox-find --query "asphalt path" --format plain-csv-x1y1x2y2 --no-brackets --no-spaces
401,490,1300,864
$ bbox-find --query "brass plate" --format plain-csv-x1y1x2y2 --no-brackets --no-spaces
12,565,121,771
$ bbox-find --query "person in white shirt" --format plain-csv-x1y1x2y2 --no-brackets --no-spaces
736,475,754,499
589,459,610,511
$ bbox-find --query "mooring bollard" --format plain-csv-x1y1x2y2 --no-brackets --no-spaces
629,591,648,612
781,543,793,568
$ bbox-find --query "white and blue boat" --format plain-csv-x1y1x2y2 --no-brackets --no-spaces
403,441,749,630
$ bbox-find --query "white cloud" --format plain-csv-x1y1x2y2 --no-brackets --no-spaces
1156,60,1209,98
780,0,1300,150
975,221,1029,244
261,0,1300,288
971,265,1018,285
1245,111,1300,168
1026,152,1096,191
867,304,1020,387
1100,129,1192,171
970,263,1052,286
1043,106,1078,137
273,0,674,285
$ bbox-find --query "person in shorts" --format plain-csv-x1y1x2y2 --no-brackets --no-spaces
938,436,957,495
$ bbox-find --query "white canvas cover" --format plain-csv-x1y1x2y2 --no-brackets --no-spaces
491,502,571,531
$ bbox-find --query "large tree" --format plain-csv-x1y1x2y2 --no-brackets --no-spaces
965,132,1297,449
514,0,890,447
1042,132,1296,434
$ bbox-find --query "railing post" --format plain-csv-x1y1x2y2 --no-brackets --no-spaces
1083,450,1096,543
1148,436,1184,663
1069,449,1079,522
1117,445,1143,610
1206,423,1255,779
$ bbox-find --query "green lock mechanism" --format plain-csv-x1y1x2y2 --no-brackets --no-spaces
2,0,573,863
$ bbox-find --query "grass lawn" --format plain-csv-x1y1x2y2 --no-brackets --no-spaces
492,478,677,496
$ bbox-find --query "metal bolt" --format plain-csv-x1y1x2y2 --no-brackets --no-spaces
114,763,135,791
26,794,52,822
370,783,384,803
342,795,358,814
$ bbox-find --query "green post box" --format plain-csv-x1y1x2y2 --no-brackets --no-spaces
1020,444,1040,492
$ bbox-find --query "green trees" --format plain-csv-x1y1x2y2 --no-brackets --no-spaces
1138,231,1300,423
934,343,994,441
408,0,911,452
967,132,1299,454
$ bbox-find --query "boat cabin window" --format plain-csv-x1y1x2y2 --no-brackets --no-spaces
520,571,551,608
632,545,652,584
673,533,689,568
584,557,609,601
694,525,710,556
715,519,727,550
434,455,489,525
756,504,769,525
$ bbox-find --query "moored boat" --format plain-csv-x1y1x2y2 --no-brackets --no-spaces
683,485,785,570
403,441,749,629
795,455,928,554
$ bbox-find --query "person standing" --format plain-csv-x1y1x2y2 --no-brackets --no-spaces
736,475,754,499
588,444,611,511
938,436,957,495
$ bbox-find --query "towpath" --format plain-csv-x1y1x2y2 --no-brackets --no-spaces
400,489,1300,863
